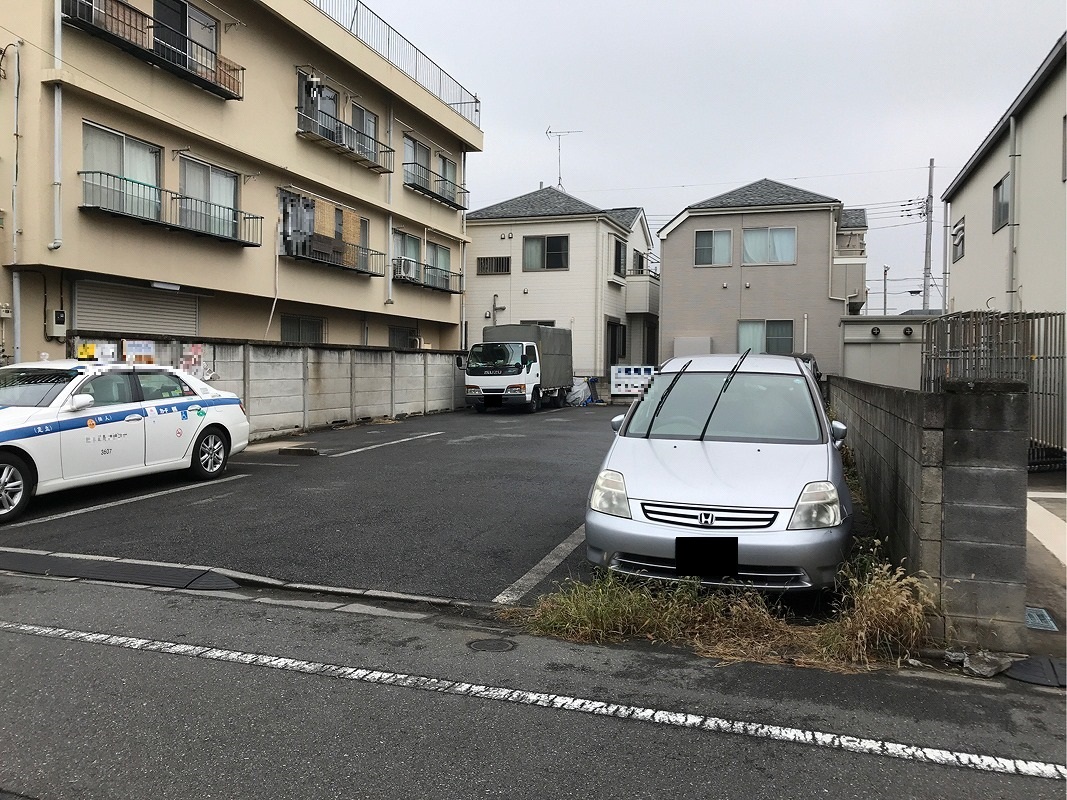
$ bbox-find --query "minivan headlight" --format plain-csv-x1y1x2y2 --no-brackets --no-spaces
787,481,843,530
589,470,631,519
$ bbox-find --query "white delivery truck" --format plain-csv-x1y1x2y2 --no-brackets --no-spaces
458,324,573,412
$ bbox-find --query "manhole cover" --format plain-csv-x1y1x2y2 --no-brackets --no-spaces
468,638,515,653
1025,607,1059,631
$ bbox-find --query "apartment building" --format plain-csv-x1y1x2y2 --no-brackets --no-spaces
0,0,483,363
658,179,867,376
941,33,1065,314
465,186,657,379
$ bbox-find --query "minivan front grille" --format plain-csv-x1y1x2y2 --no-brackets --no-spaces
640,503,777,530
611,552,810,590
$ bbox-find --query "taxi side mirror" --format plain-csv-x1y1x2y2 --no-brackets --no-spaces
69,394,95,412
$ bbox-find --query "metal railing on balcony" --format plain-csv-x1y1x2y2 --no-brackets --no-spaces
921,310,1065,470
79,171,263,246
296,110,394,173
305,0,480,128
284,234,387,276
392,258,462,294
61,0,244,100
402,163,468,210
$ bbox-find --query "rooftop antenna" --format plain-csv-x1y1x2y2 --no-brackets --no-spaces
546,126,581,191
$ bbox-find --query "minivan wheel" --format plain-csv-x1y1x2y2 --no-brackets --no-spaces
190,427,229,480
0,454,33,524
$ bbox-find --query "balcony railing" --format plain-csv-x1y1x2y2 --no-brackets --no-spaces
392,258,462,294
296,110,394,173
79,171,263,246
402,163,468,211
61,0,244,100
284,234,387,276
306,0,480,128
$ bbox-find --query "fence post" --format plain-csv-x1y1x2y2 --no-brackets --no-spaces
302,347,310,431
350,349,357,424
242,344,251,418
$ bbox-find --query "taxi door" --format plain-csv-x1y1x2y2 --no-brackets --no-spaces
135,371,208,466
61,371,146,479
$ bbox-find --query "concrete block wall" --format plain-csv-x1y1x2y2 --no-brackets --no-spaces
828,376,1030,651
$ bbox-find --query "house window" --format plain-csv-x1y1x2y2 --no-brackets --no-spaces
281,314,324,344
520,320,556,327
179,156,237,238
389,326,419,349
82,123,161,219
742,227,796,264
632,250,646,274
993,174,1011,232
477,257,511,275
738,319,793,355
523,235,569,271
695,230,731,266
951,218,965,263
614,239,626,277
404,135,431,189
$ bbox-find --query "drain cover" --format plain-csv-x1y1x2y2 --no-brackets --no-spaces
468,638,515,653
1025,607,1059,631
1005,656,1067,687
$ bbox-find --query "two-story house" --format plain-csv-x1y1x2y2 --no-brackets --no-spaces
465,186,657,380
657,179,868,375
941,33,1065,315
0,0,483,363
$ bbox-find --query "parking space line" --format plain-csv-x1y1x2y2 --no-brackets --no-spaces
329,432,443,457
493,525,586,605
8,474,249,528
2,619,1063,780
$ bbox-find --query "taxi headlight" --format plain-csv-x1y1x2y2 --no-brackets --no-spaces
589,470,631,519
787,481,843,530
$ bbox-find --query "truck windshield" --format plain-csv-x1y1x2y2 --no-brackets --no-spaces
468,342,524,369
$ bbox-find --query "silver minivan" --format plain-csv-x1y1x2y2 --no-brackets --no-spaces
585,353,852,591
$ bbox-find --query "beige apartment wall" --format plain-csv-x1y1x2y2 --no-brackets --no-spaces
1,0,473,358
660,208,848,373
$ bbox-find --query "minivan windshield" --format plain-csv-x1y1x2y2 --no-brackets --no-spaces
0,368,79,407
624,372,822,443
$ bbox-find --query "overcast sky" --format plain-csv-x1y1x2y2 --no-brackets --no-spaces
381,1,1065,314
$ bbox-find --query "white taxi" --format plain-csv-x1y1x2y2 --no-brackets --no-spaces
0,360,250,523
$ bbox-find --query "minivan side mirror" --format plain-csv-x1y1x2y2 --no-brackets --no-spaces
611,414,625,433
830,420,847,447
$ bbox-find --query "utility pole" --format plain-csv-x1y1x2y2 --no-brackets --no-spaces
922,158,934,313
883,265,889,315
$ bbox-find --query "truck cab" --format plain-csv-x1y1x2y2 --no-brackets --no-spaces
458,324,573,413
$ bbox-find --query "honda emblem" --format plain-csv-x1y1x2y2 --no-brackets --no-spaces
698,511,715,527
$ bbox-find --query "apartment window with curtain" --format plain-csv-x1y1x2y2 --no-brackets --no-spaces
426,242,451,288
82,123,161,219
695,229,731,266
523,235,569,271
993,174,1011,232
742,227,796,264
179,156,237,238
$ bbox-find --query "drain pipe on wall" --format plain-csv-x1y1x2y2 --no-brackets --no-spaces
263,217,281,338
47,0,63,252
1007,115,1018,311
10,40,23,363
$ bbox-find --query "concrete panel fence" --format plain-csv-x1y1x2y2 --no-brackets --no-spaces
828,375,1030,651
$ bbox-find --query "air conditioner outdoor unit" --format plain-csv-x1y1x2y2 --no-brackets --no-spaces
395,259,418,281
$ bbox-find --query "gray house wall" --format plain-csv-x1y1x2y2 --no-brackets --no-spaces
660,208,852,374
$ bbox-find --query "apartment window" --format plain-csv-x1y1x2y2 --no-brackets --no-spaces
438,155,458,202
742,227,796,264
281,314,324,344
523,235,569,271
179,156,237,238
695,230,731,266
426,242,451,288
351,104,379,160
389,326,419,349
738,320,793,355
82,123,161,219
153,0,217,75
614,239,626,277
951,218,965,263
993,174,1011,232
404,136,431,189
477,256,511,275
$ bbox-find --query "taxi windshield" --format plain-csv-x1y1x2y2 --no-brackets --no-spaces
0,368,79,407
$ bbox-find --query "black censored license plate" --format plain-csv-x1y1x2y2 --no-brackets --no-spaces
675,537,739,579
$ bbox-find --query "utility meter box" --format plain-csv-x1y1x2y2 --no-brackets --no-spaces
47,309,67,338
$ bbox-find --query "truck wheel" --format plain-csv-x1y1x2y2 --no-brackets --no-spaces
526,387,542,413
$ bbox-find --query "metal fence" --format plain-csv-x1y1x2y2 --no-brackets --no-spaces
921,311,1065,469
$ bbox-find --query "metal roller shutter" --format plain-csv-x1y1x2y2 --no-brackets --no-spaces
74,281,199,336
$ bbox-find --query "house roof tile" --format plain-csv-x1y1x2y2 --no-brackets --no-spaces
689,178,839,210
466,186,602,220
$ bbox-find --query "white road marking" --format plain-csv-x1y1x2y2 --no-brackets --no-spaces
7,475,249,528
492,525,586,605
1,619,1063,781
329,432,443,457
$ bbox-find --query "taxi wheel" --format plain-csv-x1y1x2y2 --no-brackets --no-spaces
190,427,229,480
0,454,32,524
